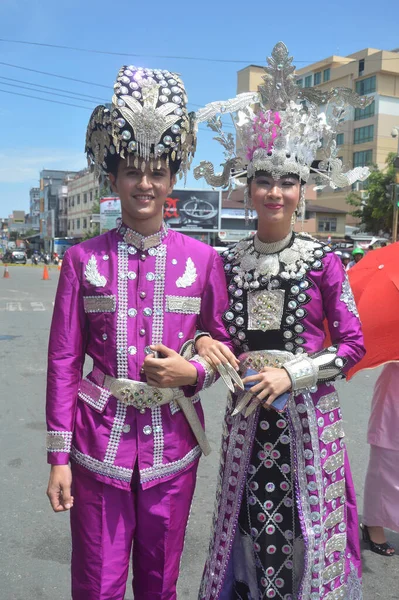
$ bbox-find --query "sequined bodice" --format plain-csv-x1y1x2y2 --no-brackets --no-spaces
221,232,330,355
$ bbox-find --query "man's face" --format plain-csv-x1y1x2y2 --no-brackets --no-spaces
108,158,176,225
354,253,363,263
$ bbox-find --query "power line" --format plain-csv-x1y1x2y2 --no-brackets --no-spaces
0,62,235,128
0,37,261,64
0,75,108,103
0,61,110,88
1,37,399,64
0,80,100,105
0,88,94,110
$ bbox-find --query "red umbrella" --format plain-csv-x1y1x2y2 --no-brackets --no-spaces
346,243,399,379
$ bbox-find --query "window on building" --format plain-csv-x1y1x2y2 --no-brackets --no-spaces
72,220,74,230
89,191,93,203
297,79,303,88
353,150,373,167
354,100,375,121
336,133,344,146
354,125,374,144
304,210,316,220
77,218,80,229
359,59,365,76
71,197,74,207
84,193,87,203
314,72,321,85
83,218,87,229
68,198,71,207
323,68,331,82
318,217,337,232
355,76,376,95
304,75,312,88
67,220,70,229
77,194,81,204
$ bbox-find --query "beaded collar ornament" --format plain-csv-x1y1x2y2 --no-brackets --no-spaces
86,66,197,180
194,42,372,191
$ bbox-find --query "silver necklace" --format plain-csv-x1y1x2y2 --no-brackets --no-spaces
253,230,293,255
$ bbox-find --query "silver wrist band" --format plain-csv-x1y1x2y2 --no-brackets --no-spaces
283,355,319,391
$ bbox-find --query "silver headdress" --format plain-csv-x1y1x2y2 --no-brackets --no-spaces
194,42,372,190
86,66,197,179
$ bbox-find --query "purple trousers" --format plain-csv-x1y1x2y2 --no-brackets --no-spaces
70,462,198,600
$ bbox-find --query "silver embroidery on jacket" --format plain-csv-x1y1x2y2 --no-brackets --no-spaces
323,450,345,474
166,295,201,314
317,391,340,414
340,275,360,318
85,255,107,287
46,430,73,452
83,295,116,313
325,479,345,502
176,257,197,288
247,289,285,331
325,533,347,557
320,421,345,444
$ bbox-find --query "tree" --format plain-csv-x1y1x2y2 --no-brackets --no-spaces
83,200,101,240
346,153,397,235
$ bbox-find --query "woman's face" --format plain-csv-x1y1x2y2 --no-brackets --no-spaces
249,172,301,228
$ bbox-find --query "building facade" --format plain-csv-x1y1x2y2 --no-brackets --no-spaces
29,187,41,229
40,169,78,251
66,169,100,241
237,47,399,224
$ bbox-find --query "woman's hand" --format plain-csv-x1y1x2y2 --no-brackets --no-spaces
242,366,292,407
195,335,239,371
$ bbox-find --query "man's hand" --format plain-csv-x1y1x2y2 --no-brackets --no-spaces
143,344,198,388
46,465,74,512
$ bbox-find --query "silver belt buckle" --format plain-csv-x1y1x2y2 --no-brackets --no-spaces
109,378,173,409
239,350,294,373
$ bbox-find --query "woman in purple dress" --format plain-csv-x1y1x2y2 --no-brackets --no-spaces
193,42,370,600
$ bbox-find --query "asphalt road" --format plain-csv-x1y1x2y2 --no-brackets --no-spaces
0,265,398,599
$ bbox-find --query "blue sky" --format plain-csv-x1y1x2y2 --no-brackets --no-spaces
0,0,397,217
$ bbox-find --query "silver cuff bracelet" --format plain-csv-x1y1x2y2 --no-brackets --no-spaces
283,355,319,391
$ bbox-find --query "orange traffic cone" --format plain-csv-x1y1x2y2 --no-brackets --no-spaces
42,265,50,280
3,265,10,278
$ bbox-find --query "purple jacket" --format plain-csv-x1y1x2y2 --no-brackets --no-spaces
46,225,231,490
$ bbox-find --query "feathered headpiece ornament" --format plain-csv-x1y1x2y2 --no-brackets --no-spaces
194,42,373,190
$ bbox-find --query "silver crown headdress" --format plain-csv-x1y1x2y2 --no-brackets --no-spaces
194,42,373,190
86,65,197,179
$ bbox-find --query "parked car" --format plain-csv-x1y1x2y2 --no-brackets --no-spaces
2,249,27,264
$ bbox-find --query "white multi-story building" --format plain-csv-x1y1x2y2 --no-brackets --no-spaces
67,169,100,240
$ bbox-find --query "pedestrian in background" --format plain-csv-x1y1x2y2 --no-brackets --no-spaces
361,363,399,556
347,247,364,269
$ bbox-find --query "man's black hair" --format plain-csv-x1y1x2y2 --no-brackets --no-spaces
106,154,181,179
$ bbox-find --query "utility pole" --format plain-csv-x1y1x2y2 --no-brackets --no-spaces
391,127,399,243
392,182,398,243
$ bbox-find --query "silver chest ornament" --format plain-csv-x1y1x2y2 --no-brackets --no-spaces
85,255,107,287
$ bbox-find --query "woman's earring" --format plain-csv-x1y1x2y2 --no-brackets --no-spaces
291,212,297,228
299,186,306,217
244,186,253,225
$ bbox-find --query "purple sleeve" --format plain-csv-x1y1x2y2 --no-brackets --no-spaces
183,251,232,397
317,252,365,377
46,250,87,464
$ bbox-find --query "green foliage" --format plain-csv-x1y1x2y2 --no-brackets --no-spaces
346,153,397,234
83,224,100,240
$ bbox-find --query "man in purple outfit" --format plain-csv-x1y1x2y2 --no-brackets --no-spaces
45,65,231,600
